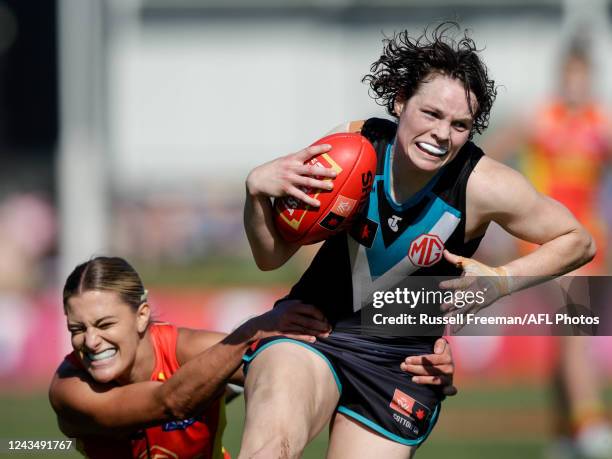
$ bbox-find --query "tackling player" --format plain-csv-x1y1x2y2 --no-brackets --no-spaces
49,257,456,458
241,23,595,458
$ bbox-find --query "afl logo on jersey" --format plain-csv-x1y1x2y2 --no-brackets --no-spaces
409,234,444,267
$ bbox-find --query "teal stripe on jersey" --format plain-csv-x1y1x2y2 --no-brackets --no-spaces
366,192,461,279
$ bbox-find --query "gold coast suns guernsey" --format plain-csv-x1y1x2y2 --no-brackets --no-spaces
69,323,230,459
520,101,610,272
287,118,485,335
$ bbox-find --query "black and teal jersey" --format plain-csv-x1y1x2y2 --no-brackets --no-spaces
287,118,485,333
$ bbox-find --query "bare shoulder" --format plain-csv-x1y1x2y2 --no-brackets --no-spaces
468,155,538,218
176,327,226,365
325,120,365,135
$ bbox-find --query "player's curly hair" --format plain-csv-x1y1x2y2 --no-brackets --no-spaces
363,22,496,139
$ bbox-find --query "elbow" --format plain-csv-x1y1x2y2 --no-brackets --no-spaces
160,388,203,421
161,393,190,421
584,234,597,264
57,418,79,438
574,227,597,266
253,252,287,271
255,258,283,271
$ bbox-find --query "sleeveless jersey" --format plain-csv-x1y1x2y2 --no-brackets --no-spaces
287,118,485,333
68,323,229,459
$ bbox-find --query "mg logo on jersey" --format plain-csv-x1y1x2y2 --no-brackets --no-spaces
409,234,444,267
387,215,402,232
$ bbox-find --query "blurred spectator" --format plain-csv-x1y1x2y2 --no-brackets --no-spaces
0,192,56,292
484,38,612,459
0,192,56,380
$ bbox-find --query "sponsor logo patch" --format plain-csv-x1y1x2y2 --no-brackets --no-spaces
387,215,402,232
162,417,197,432
408,234,444,267
319,211,345,231
332,195,357,217
389,388,430,422
350,218,378,248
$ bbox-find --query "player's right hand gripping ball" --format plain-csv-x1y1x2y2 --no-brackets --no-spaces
274,133,377,245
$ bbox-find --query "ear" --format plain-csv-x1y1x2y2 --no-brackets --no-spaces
136,302,151,333
393,96,406,117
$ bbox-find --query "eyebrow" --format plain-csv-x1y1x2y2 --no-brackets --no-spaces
68,316,117,327
94,316,117,324
422,104,473,124
454,117,474,125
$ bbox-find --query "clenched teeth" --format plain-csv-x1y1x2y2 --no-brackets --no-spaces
417,142,448,156
87,348,117,361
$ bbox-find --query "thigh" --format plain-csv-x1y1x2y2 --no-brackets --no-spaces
240,340,340,455
326,413,415,459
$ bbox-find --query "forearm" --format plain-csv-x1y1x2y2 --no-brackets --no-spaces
244,181,298,270
502,228,595,292
160,325,254,419
53,381,169,438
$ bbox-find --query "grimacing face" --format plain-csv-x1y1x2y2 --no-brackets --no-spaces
65,290,150,384
393,74,476,173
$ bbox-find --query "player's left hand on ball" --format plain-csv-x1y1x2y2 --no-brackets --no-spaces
438,250,510,330
401,338,457,396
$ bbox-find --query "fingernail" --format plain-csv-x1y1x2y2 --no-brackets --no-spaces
327,182,333,190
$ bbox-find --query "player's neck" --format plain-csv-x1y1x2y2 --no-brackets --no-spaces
389,144,435,203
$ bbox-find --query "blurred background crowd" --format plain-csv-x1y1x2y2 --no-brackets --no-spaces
0,0,611,458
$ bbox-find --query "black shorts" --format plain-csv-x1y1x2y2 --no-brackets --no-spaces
243,332,443,447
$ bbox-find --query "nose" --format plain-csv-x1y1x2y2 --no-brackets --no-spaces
84,328,102,350
431,121,451,143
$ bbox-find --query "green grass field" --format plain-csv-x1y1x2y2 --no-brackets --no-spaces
6,384,606,458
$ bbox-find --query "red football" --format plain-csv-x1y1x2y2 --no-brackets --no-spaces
274,132,377,245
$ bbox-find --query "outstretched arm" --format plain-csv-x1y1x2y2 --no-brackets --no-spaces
50,304,331,437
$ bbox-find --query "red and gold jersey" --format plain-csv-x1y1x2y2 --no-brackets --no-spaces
523,100,610,220
68,323,230,459
520,100,610,272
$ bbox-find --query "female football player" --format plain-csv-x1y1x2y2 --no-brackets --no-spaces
241,22,595,458
49,256,456,458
